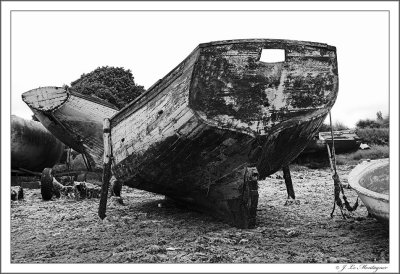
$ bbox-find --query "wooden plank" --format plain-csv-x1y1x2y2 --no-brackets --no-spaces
21,86,68,111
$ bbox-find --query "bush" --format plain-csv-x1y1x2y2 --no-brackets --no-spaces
356,119,382,129
356,111,389,129
318,121,349,132
356,128,389,145
68,66,145,109
333,121,349,131
380,115,389,128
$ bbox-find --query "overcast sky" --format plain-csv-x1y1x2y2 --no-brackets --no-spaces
10,10,389,128
2,3,399,273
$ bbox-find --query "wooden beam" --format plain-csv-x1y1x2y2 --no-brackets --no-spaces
98,119,112,220
282,165,295,199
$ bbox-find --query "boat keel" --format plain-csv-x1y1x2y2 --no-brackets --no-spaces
232,166,259,228
203,166,259,229
165,166,260,229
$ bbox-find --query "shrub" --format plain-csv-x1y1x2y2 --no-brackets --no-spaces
318,121,349,132
380,115,389,128
333,121,349,131
356,128,389,145
356,119,381,129
356,111,389,129
68,66,145,109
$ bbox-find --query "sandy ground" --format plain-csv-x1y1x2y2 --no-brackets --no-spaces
10,164,389,264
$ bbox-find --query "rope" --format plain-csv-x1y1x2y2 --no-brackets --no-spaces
328,111,337,175
328,111,358,219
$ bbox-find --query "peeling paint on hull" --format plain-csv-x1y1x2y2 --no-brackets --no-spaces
22,87,118,171
109,39,339,227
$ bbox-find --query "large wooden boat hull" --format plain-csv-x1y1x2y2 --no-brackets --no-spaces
108,39,339,227
22,87,118,171
348,159,389,224
11,115,64,172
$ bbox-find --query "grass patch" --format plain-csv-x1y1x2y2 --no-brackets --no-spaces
336,145,389,165
295,145,389,168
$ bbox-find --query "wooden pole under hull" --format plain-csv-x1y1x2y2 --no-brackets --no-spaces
282,165,295,200
99,119,112,220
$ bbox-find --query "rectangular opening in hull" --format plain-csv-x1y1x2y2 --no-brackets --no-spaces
259,49,285,63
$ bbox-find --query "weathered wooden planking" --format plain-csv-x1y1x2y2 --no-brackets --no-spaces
22,87,118,170
21,87,68,111
110,49,200,169
190,40,337,136
108,39,338,227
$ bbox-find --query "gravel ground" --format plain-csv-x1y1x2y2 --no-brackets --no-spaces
10,164,389,264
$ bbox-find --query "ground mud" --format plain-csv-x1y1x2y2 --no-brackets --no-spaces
10,164,389,264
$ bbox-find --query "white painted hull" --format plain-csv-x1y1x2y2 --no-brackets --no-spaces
348,159,389,223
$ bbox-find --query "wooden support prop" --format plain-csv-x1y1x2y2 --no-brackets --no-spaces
98,119,112,220
282,165,295,199
81,153,91,172
67,147,71,171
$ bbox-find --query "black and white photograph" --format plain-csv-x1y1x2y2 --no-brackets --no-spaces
1,1,399,273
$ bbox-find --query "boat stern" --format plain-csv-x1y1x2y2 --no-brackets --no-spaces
189,39,338,136
22,86,69,112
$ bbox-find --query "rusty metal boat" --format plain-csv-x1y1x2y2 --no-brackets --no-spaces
97,39,339,228
22,87,119,171
11,115,64,173
348,159,389,224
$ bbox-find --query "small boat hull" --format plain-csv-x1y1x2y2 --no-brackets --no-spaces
303,130,361,154
11,115,64,172
22,87,118,171
348,159,389,224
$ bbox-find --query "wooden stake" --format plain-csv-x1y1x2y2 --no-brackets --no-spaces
66,147,71,171
282,165,295,199
98,118,112,220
